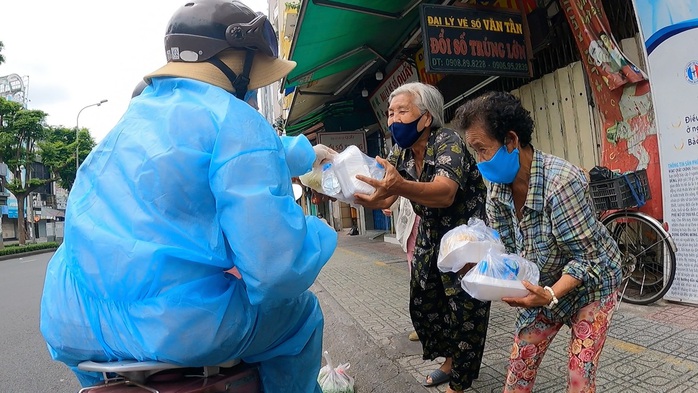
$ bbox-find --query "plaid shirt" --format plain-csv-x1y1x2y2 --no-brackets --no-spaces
486,149,622,332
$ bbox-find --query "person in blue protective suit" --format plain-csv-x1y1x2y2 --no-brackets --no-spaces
39,1,338,392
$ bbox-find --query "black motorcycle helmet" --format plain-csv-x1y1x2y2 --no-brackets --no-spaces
164,0,278,62
151,0,283,100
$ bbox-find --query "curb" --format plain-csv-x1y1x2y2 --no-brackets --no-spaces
0,248,58,261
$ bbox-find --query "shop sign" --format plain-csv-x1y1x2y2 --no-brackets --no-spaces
317,131,367,154
414,47,445,86
632,0,698,303
368,61,420,135
419,4,531,77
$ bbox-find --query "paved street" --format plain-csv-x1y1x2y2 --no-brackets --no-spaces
319,231,698,392
3,237,698,393
0,252,80,393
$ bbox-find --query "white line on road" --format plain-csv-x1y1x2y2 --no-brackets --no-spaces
19,258,37,264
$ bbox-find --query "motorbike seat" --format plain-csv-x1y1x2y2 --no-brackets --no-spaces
77,359,241,384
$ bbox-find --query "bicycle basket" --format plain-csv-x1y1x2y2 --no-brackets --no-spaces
589,169,651,211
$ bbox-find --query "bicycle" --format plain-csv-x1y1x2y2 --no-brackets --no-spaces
589,168,677,305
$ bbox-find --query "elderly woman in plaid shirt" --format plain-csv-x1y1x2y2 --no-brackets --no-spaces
455,91,622,393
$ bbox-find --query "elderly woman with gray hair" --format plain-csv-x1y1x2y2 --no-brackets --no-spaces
354,82,490,393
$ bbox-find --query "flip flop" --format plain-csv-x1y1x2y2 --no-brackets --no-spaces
423,369,451,387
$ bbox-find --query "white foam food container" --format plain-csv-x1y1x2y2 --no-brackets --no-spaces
461,276,530,301
437,241,504,273
333,145,377,200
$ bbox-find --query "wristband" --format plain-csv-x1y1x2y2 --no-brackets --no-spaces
543,286,558,309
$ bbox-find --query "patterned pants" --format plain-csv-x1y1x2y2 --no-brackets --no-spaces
503,293,618,393
410,261,491,391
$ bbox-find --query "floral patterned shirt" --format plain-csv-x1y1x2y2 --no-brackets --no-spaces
388,128,487,296
486,149,622,332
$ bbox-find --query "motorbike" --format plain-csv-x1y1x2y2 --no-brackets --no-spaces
77,359,262,393
77,269,264,392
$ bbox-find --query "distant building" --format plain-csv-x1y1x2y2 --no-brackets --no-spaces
0,73,29,107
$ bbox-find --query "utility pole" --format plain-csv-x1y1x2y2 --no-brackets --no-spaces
76,99,108,171
27,191,34,243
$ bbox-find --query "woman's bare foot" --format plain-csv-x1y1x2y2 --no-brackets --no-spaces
439,358,465,392
440,357,453,374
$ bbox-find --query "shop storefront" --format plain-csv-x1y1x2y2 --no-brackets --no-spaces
283,1,680,284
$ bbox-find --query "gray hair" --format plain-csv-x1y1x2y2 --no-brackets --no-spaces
388,82,444,128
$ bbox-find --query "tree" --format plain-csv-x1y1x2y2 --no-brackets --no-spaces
39,126,95,191
0,96,95,244
0,41,5,65
0,102,47,244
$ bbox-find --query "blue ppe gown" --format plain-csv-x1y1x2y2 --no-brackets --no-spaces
39,77,337,392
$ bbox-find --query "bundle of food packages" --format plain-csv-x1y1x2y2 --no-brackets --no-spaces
437,218,505,273
460,250,540,301
438,218,540,301
299,145,384,204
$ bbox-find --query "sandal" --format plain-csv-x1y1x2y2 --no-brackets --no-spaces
423,369,451,387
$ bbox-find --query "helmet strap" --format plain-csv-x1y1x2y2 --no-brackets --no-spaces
207,49,256,101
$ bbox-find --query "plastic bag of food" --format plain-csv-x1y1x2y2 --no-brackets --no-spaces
331,145,384,201
313,145,385,204
461,249,540,301
437,218,504,273
318,351,354,393
320,163,353,204
299,165,324,193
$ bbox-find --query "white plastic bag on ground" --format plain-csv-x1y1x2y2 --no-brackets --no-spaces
461,249,540,301
318,351,354,393
438,218,505,273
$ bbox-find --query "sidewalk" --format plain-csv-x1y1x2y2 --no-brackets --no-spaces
314,231,698,392
2,236,53,246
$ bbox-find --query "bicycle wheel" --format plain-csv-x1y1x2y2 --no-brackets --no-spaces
601,211,677,305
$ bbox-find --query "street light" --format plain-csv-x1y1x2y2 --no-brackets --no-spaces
76,99,108,171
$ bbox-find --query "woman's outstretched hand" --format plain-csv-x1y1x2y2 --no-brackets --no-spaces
502,281,552,308
354,157,402,209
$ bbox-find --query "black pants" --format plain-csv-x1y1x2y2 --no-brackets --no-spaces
410,260,491,391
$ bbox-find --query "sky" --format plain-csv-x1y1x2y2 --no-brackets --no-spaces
0,0,269,143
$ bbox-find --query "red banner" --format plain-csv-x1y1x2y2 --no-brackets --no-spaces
561,0,663,220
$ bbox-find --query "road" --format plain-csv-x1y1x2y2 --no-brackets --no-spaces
0,252,80,392
4,237,698,393
0,248,416,393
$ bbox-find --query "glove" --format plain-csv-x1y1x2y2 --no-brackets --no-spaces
312,144,337,168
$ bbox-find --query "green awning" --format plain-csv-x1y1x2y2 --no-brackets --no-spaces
286,67,357,125
285,100,355,135
284,0,425,89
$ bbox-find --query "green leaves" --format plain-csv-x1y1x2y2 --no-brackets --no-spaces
0,97,96,191
0,96,96,245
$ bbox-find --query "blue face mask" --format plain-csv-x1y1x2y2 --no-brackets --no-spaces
477,145,520,184
389,113,425,148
